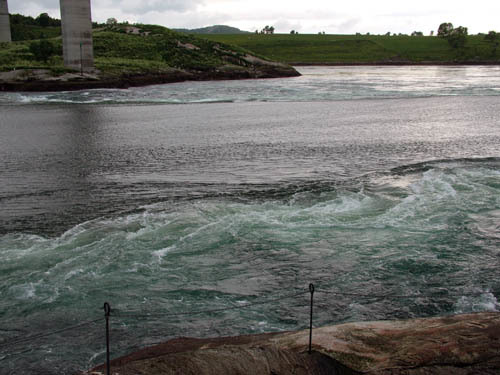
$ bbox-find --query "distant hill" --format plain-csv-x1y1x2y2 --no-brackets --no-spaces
173,25,250,34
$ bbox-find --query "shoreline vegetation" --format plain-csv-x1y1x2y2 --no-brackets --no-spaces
2,16,500,92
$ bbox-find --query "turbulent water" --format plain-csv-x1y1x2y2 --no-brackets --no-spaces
2,65,500,105
0,66,499,374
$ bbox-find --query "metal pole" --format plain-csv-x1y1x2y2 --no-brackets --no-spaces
308,283,315,354
80,41,83,76
104,302,111,375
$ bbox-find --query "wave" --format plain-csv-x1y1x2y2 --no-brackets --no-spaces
389,157,500,176
4,94,500,106
3,157,498,260
2,65,500,105
1,158,498,372
0,94,238,106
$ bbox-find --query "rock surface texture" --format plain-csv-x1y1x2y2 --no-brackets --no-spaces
85,312,500,375
0,58,300,92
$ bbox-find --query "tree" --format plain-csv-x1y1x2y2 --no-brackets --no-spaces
447,26,468,48
411,31,423,36
35,12,60,27
290,30,296,34
29,40,56,62
260,26,275,34
437,23,468,49
106,18,118,25
437,22,453,37
36,13,51,27
484,31,498,56
485,31,498,42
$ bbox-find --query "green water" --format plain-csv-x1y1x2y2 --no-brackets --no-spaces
1,159,499,373
0,68,499,374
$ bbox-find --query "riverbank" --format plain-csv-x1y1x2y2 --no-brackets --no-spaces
85,312,500,375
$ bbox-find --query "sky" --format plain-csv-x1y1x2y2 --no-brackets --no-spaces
8,0,500,35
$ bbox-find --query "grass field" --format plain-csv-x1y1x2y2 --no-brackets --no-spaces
199,34,500,64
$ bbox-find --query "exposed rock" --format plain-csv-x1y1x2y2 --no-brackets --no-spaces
0,68,193,91
276,312,500,374
0,55,300,92
242,54,283,67
177,40,200,50
124,26,150,36
84,313,500,375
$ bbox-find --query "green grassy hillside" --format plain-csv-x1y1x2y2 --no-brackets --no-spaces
0,24,262,75
200,34,500,64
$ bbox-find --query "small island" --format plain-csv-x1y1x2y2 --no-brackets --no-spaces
0,15,300,92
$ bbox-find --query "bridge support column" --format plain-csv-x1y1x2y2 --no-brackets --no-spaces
0,0,11,43
60,0,94,71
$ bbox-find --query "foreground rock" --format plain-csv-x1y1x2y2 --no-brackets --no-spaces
278,312,500,374
0,56,300,92
85,312,500,375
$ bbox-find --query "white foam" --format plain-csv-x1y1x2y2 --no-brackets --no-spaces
152,245,176,260
454,291,500,314
11,282,37,300
379,169,463,229
125,262,151,273
64,268,84,281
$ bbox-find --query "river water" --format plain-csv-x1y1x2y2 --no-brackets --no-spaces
0,66,499,374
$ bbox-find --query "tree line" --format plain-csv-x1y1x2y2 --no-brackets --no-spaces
10,13,61,27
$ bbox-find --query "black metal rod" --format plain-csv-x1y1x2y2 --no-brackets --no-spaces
308,283,315,354
80,42,83,76
104,302,111,375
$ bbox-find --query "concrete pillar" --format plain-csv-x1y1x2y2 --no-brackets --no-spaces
60,0,94,71
0,0,11,43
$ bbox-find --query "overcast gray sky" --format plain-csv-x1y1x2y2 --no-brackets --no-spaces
9,0,500,34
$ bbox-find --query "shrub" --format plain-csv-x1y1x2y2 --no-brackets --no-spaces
29,40,56,62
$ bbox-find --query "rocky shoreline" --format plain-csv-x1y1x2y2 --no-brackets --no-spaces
0,60,300,92
84,312,500,375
